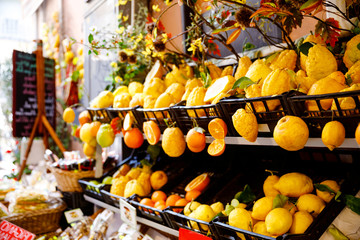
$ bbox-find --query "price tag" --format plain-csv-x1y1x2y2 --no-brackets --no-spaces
64,208,84,224
179,228,212,240
119,199,137,229
0,220,35,240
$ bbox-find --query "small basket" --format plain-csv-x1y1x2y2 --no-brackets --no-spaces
87,107,112,123
49,167,95,192
1,198,67,235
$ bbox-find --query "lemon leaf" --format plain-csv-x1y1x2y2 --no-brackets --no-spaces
232,77,254,90
328,225,349,240
344,194,360,215
264,51,280,65
211,211,225,221
147,144,161,161
314,183,336,194
234,184,256,204
224,204,235,216
88,33,94,43
299,42,314,56
272,194,288,209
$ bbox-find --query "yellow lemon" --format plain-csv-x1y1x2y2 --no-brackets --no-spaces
263,175,280,197
166,83,185,103
305,44,337,80
270,49,297,71
345,60,360,84
234,56,252,80
232,108,258,142
300,34,326,71
191,204,216,231
265,208,293,236
273,116,309,151
274,172,313,198
128,81,144,97
186,87,207,117
253,221,272,237
283,201,297,215
184,201,201,216
316,180,340,203
331,83,360,111
143,77,166,98
210,202,224,215
162,127,186,157
204,75,235,103
228,208,253,232
96,123,115,148
129,93,144,107
63,107,75,123
245,59,272,85
113,93,132,108
245,83,265,112
289,210,314,234
321,121,346,151
80,123,94,144
297,194,326,217
343,34,360,69
252,196,274,221
124,179,146,198
96,90,114,108
83,142,96,157
113,85,129,96
144,60,166,85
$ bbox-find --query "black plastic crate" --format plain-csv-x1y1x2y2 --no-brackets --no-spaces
217,91,298,137
171,101,225,136
107,106,142,129
288,90,360,137
78,177,111,201
135,106,177,132
60,190,94,216
87,107,112,123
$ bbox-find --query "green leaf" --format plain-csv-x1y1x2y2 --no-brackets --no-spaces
232,77,254,90
314,183,337,194
357,43,360,51
235,185,256,204
264,52,280,65
224,204,235,216
243,42,255,52
344,194,360,215
147,144,161,161
300,0,320,10
88,33,94,44
93,49,99,55
88,50,92,55
71,70,80,82
299,42,314,56
212,26,237,34
211,211,225,221
345,74,353,86
272,194,288,209
328,225,349,240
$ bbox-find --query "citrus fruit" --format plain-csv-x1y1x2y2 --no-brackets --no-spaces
252,196,274,221
289,210,313,234
83,143,96,157
274,172,313,198
232,108,258,142
174,198,189,212
253,221,272,237
128,81,144,97
283,201,297,215
273,116,309,151
124,179,146,198
297,194,326,217
150,170,168,190
113,93,131,108
96,124,115,148
155,204,166,211
129,93,144,108
184,201,201,216
166,82,185,103
263,175,280,197
186,87,207,117
204,75,235,103
210,202,224,215
154,200,166,208
316,180,340,203
343,34,360,69
185,190,202,201
124,128,144,149
123,112,134,131
143,77,166,99
207,138,226,156
151,191,167,203
186,127,206,152
185,173,210,192
321,121,346,151
305,44,338,80
191,204,216,230
356,123,360,145
79,110,91,125
140,198,155,207
80,123,94,143
165,194,182,207
228,208,253,232
113,85,129,96
162,127,186,157
119,163,131,176
234,55,252,80
90,121,101,137
63,107,75,123
245,59,272,84
208,118,228,139
144,60,166,85
96,90,114,108
265,208,293,236
143,121,161,145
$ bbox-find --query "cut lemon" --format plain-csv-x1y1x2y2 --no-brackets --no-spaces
123,112,134,131
185,173,210,192
145,60,165,85
143,120,161,145
208,118,228,139
207,138,226,156
204,75,235,103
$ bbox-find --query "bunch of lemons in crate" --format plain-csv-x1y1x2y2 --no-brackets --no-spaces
224,172,340,238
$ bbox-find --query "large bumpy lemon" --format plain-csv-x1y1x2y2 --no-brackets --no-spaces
234,56,252,80
96,90,114,108
210,202,224,215
321,121,346,151
300,34,326,71
345,61,360,84
289,210,313,234
253,221,272,237
343,34,360,69
184,201,201,216
263,175,280,197
232,108,258,142
229,208,253,234
166,83,185,103
273,116,309,151
113,93,131,108
265,208,293,236
245,84,265,112
113,85,129,96
143,77,166,98
316,180,340,203
204,75,235,103
190,204,216,231
305,44,337,80
162,127,186,157
297,194,325,217
274,172,313,198
128,81,144,97
186,87,207,117
331,84,360,111
270,49,297,71
252,196,274,221
245,59,272,84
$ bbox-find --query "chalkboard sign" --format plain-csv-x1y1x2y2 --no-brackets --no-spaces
12,50,56,137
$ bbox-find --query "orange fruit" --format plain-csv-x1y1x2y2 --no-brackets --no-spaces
63,107,75,123
143,121,161,145
90,121,101,137
185,189,201,201
124,127,144,148
154,200,166,208
174,198,189,213
185,173,210,192
186,127,206,152
151,191,167,203
140,198,155,207
207,138,226,156
356,123,360,145
165,194,182,207
208,118,227,139
79,110,91,125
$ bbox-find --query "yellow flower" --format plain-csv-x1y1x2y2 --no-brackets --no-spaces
152,4,161,12
117,0,128,6
116,26,125,34
115,76,123,83
161,33,169,43
165,0,171,5
136,33,143,42
117,12,123,19
123,15,129,22
187,38,203,56
110,62,118,68
124,49,135,56
142,47,152,57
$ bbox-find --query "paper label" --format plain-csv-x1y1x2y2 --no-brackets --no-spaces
119,199,137,229
0,220,35,240
64,208,84,224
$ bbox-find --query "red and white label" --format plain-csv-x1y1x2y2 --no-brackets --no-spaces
0,220,35,240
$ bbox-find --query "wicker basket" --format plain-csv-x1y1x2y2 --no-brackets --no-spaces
1,198,67,235
50,167,95,192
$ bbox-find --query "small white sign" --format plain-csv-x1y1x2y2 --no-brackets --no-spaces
64,208,84,224
119,199,137,229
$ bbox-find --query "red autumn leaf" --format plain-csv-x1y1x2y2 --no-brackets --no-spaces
110,117,123,135
226,28,242,45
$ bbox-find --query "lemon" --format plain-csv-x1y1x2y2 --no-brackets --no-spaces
162,127,186,157
289,210,313,234
343,34,360,69
252,196,274,221
300,34,326,71
186,87,207,117
191,204,216,231
321,121,346,151
166,83,185,103
164,65,189,87
273,116,309,151
144,60,165,85
274,172,313,197
316,180,340,203
221,66,234,77
283,201,297,215
204,75,235,103
185,78,203,91
245,59,272,85
232,108,258,142
129,93,144,107
63,107,75,123
265,208,292,236
263,175,280,197
253,221,272,237
124,179,146,198
345,61,360,84
229,208,253,237
143,77,166,99
305,44,337,80
210,202,224,215
184,201,201,216
270,49,297,71
155,92,176,109
143,95,156,109
128,81,144,97
113,85,129,96
297,194,325,217
113,93,132,108
245,83,265,112
80,123,94,143
331,83,360,110
96,90,114,108
83,142,96,157
96,123,115,148
234,56,252,80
